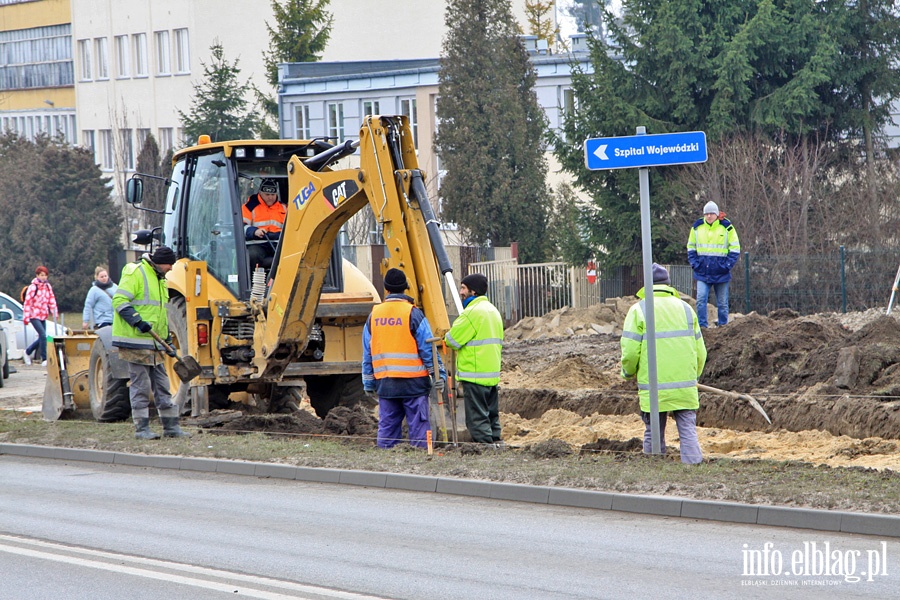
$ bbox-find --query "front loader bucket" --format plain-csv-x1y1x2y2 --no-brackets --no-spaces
42,334,95,421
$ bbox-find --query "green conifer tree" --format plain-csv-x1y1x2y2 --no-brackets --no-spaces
178,42,257,143
436,0,550,263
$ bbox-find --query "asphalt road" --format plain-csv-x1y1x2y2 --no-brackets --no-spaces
1,456,898,599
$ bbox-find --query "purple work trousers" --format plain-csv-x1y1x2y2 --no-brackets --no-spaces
377,394,431,449
641,409,703,464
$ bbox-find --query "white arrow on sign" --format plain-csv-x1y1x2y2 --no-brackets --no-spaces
593,144,608,160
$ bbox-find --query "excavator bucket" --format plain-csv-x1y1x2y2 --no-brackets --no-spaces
42,334,94,421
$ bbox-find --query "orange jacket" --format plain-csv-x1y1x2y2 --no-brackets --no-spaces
242,194,286,244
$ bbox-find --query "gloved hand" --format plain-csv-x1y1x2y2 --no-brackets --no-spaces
621,369,636,380
163,344,178,358
135,320,152,334
364,388,377,401
434,377,446,392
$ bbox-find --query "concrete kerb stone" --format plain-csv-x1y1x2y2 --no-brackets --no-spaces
2,443,899,537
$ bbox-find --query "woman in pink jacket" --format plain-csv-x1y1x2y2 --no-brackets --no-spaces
22,265,59,366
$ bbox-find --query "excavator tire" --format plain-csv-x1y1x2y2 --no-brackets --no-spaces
305,374,369,418
167,296,230,411
89,341,130,422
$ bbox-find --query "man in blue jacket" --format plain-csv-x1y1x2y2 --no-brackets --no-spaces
687,201,741,328
362,268,445,449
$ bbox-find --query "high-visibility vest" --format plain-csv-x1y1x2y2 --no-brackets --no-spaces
242,194,286,244
370,300,427,379
445,295,504,386
111,259,169,350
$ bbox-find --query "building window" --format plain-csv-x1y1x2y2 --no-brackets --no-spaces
400,97,418,148
99,129,113,169
295,104,310,139
173,28,190,74
362,100,380,117
562,88,576,115
158,127,173,153
119,128,134,170
78,39,91,80
154,30,170,75
82,130,95,156
327,102,344,142
115,35,129,78
137,128,151,151
95,37,109,79
0,24,73,90
133,33,148,77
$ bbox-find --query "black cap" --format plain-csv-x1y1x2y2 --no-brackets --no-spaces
384,268,409,293
259,179,278,194
149,246,177,265
461,273,488,295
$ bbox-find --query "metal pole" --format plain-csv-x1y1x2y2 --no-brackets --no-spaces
636,126,661,455
840,245,847,313
744,251,751,314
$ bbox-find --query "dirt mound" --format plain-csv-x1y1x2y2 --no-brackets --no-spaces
498,299,900,465
323,405,377,438
219,412,325,435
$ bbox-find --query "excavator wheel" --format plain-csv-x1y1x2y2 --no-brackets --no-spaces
88,340,131,422
305,374,369,418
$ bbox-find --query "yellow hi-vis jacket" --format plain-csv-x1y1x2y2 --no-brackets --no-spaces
445,295,504,386
620,285,707,412
370,300,427,379
112,259,170,350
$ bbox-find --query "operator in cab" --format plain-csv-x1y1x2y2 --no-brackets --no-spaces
242,178,285,269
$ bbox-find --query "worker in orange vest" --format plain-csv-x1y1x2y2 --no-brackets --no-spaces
242,179,285,269
362,268,445,448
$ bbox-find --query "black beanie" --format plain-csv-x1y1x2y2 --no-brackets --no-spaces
150,246,177,265
461,273,488,295
383,268,409,293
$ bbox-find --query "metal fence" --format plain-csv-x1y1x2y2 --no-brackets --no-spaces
731,248,897,315
345,243,897,325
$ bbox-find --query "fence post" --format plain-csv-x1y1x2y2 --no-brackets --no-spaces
840,245,846,313
744,251,751,314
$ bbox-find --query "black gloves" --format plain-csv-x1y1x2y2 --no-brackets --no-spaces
164,346,178,358
135,321,152,334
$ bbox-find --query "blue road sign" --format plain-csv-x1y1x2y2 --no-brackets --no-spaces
584,131,707,170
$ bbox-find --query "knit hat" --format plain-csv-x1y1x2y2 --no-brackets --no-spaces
461,273,488,296
383,268,409,293
35,265,49,276
259,179,278,194
703,201,719,215
149,246,177,265
652,263,670,285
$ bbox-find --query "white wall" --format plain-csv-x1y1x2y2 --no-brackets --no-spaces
322,0,549,61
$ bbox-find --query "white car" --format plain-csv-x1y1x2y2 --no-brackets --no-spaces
0,309,9,385
0,291,70,360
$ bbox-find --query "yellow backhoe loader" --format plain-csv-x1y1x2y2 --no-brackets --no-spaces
44,116,458,425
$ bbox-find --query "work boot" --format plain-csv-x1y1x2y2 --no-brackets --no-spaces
161,416,191,438
133,417,161,440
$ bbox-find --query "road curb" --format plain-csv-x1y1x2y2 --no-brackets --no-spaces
2,442,898,537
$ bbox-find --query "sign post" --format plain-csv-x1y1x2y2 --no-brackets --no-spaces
584,128,707,455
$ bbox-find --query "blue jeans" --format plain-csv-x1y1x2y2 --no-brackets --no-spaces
696,280,729,327
26,319,47,361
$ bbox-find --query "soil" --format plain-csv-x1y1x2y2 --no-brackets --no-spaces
498,303,900,469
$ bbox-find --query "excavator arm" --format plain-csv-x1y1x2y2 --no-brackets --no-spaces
253,115,453,379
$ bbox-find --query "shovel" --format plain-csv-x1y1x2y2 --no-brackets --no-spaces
698,383,772,424
148,329,202,382
427,337,448,444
